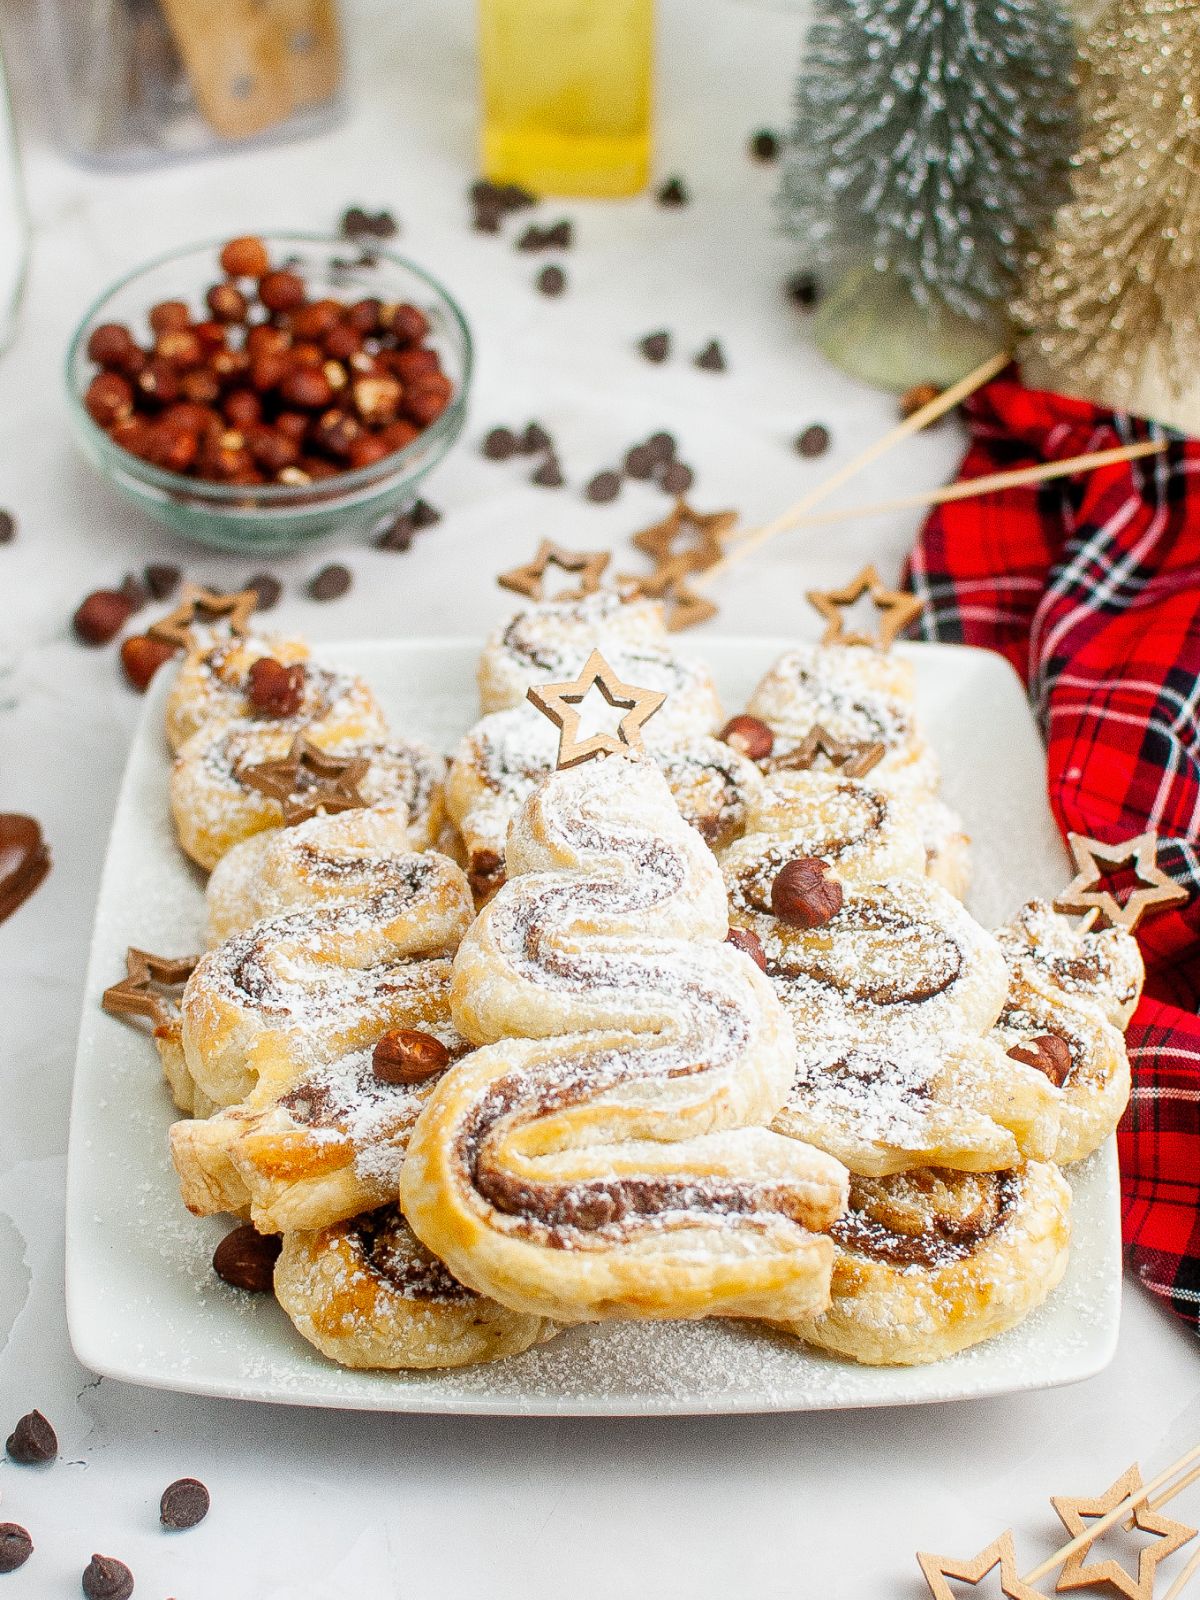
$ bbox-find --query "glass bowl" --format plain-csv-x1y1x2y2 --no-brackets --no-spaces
65,234,473,555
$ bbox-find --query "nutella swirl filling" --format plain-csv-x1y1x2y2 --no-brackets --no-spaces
831,1169,1018,1270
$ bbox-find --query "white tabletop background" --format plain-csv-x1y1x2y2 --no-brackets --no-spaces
0,0,1196,1595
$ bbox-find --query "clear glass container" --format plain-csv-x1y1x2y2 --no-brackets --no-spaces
35,0,344,169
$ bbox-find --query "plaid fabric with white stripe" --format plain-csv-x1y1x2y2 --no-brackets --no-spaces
904,367,1200,1331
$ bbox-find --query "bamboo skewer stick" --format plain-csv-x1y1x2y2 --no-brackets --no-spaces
1164,1539,1200,1600
690,349,1011,592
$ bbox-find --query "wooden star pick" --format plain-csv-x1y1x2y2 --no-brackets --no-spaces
237,734,371,825
632,498,738,575
147,584,259,650
1053,831,1189,933
806,564,924,650
102,948,201,1030
526,648,666,769
1052,1465,1196,1599
917,1530,1048,1599
762,723,886,780
497,541,611,603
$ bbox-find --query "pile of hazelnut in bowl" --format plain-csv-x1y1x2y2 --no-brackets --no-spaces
66,234,472,554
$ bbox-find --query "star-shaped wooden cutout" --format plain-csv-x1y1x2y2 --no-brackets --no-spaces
526,648,666,768
237,734,371,825
616,557,720,633
762,723,886,779
497,541,611,603
147,584,259,650
632,498,738,576
806,565,924,650
102,947,201,1030
917,1530,1048,1599
1053,831,1189,934
1052,1465,1196,1598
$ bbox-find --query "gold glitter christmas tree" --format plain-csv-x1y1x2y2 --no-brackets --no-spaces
1018,0,1200,410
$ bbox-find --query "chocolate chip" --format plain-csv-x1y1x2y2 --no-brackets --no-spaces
516,222,548,252
638,330,670,364
472,203,502,234
585,470,621,503
6,1410,56,1465
143,562,181,600
82,1553,133,1600
536,264,566,297
656,175,689,207
521,421,552,453
795,423,830,458
624,443,658,479
531,455,565,488
659,461,694,494
245,571,283,611
483,426,519,460
497,182,537,211
160,1477,210,1530
0,510,15,543
786,271,819,309
307,563,352,601
369,210,398,239
341,205,370,237
212,1224,282,1293
543,219,572,249
750,129,780,162
0,1525,32,1573
119,573,148,612
694,339,726,373
644,430,676,464
411,498,441,528
374,512,415,551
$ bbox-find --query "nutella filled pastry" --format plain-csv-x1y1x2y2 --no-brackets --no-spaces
275,1205,555,1369
780,1163,1071,1366
165,632,387,754
170,724,444,871
402,754,848,1327
994,899,1144,1031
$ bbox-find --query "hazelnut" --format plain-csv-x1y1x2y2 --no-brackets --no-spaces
372,1028,450,1085
403,377,452,427
770,857,843,929
351,374,402,426
86,322,140,372
211,1223,280,1292
246,323,292,358
288,340,324,368
192,318,229,351
347,435,389,469
206,282,248,323
311,408,361,459
210,348,250,384
154,329,204,369
84,372,133,427
148,299,190,335
274,410,310,443
135,357,180,406
719,714,774,761
291,298,342,340
380,419,420,453
108,416,157,460
180,368,221,405
323,322,363,362
219,235,270,279
249,352,289,394
726,926,768,971
1007,1033,1072,1087
120,633,176,692
223,389,262,430
246,656,305,717
346,297,383,334
244,422,300,475
323,359,348,392
152,426,199,474
388,345,440,382
258,269,306,314
279,366,334,410
383,302,429,345
74,589,134,646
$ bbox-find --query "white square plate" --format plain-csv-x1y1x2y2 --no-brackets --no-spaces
65,638,1121,1415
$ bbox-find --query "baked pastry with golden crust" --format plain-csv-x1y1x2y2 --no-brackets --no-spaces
729,770,927,888
780,1162,1071,1365
995,899,1144,1030
165,632,386,754
402,754,848,1326
275,1205,555,1369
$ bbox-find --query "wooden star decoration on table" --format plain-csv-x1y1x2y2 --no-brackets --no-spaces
1053,831,1189,934
526,648,666,768
806,565,924,650
1051,1465,1197,1599
917,1530,1049,1599
761,723,886,780
102,947,201,1030
620,554,720,631
497,541,611,603
631,498,738,575
237,734,371,825
147,584,259,650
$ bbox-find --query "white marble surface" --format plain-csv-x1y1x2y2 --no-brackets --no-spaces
0,0,1197,1595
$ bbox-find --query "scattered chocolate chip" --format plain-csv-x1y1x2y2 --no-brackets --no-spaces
785,271,819,309
341,206,397,240
6,1409,57,1465
411,498,441,528
536,264,566,297
543,219,572,249
472,204,502,235
659,461,694,494
119,573,148,612
726,926,767,972
370,211,398,239
656,175,689,207
160,1477,210,1531
531,455,565,488
644,430,676,464
307,563,352,602
0,510,15,543
483,426,519,460
521,421,552,453
212,1224,282,1293
143,562,181,600
750,129,780,162
374,512,415,551
585,469,621,504
341,205,370,237
638,330,670,364
694,339,727,373
82,1553,133,1600
516,223,547,252
245,571,282,611
796,423,830,458
624,443,658,479
0,1525,32,1573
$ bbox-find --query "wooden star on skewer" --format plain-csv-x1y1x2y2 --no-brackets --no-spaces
147,584,259,650
526,648,666,769
620,553,720,631
497,541,611,603
237,734,371,825
806,564,924,650
102,948,201,1030
632,498,738,575
917,1531,1049,1599
1053,831,1189,934
762,723,886,780
1052,1465,1196,1599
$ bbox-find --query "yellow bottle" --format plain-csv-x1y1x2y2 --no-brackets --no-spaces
479,0,652,199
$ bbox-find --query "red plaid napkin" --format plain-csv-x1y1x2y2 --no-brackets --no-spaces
904,368,1200,1331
